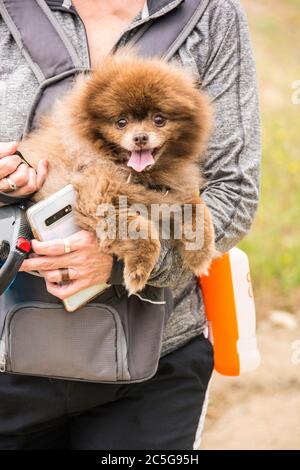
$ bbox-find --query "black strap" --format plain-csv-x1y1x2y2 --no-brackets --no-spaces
0,192,28,205
14,150,33,168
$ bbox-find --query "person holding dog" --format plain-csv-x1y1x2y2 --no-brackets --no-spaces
0,0,260,450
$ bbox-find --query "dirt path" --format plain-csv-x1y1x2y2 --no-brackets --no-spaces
201,325,300,450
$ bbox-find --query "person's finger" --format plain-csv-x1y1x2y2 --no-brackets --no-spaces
0,159,25,191
31,237,74,256
0,141,18,158
65,230,95,251
0,154,22,179
11,163,31,188
31,230,95,256
0,176,12,192
36,159,48,189
9,167,37,196
40,268,79,283
20,253,76,272
0,163,30,193
45,278,89,300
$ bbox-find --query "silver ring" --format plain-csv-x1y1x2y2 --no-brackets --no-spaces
60,268,70,283
4,176,17,192
63,238,71,254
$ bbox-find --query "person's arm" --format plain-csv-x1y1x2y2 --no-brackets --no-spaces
126,0,261,290
200,0,261,253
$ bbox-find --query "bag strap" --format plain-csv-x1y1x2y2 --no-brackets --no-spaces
0,0,86,133
129,0,210,60
0,0,210,79
0,0,82,84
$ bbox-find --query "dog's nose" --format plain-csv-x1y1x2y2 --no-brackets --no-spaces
133,133,149,147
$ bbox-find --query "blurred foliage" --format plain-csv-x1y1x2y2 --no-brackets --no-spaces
239,0,300,308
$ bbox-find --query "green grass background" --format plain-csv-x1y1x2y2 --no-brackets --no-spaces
239,0,300,313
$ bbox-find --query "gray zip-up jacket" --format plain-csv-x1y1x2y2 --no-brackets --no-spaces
0,0,261,356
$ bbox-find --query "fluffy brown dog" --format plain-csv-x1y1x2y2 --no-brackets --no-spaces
18,51,215,294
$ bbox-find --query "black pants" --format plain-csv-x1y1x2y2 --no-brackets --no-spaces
0,334,214,450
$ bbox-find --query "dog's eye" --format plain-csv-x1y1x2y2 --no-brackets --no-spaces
153,115,167,127
116,117,128,129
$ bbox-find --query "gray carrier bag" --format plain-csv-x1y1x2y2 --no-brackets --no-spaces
0,276,173,383
0,0,210,383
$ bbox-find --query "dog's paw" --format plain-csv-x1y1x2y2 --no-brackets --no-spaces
123,244,159,295
192,259,211,277
184,250,213,277
124,264,152,295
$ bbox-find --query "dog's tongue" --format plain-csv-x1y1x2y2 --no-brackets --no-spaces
127,149,154,172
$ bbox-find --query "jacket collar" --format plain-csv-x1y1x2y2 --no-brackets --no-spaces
45,1,185,18
147,0,185,16
45,0,76,14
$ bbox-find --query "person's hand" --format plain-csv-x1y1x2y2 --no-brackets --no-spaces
0,141,48,196
20,230,113,300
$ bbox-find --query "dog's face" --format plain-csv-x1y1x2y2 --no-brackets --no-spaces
75,54,212,173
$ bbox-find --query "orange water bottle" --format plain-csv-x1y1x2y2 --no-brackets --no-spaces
199,247,261,376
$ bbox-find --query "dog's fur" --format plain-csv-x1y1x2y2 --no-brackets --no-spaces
19,51,215,293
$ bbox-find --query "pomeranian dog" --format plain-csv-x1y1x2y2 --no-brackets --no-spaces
18,50,215,294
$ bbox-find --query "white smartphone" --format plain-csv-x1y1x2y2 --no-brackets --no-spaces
26,184,109,312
